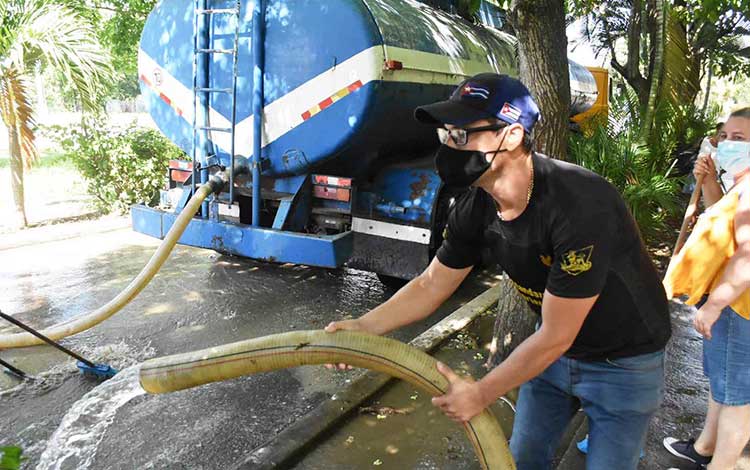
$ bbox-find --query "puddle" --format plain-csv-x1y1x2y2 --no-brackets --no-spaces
292,311,516,470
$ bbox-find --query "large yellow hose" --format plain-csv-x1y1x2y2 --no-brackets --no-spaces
0,178,223,349
140,330,516,470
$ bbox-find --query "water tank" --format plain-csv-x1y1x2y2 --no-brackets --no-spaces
138,0,595,177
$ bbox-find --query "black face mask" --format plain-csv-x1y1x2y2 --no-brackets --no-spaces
434,132,507,189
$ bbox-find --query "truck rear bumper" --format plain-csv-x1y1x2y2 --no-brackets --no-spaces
131,205,352,268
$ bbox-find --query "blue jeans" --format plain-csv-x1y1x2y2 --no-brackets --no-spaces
702,305,750,405
509,351,665,470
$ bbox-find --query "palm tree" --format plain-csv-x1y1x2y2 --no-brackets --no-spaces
578,0,749,117
641,0,664,140
0,0,111,228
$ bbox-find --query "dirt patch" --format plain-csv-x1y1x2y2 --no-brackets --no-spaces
0,155,95,233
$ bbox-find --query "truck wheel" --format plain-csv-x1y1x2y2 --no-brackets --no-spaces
429,187,466,258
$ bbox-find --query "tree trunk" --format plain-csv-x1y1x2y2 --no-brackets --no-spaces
488,0,567,372
627,0,643,83
642,0,665,139
701,57,713,114
628,0,651,107
9,124,27,228
485,276,537,369
508,0,570,160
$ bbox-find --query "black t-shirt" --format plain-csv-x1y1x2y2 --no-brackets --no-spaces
437,153,671,360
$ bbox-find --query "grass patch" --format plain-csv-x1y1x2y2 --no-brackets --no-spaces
0,149,70,170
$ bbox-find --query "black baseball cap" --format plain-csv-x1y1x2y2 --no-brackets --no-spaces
414,73,540,133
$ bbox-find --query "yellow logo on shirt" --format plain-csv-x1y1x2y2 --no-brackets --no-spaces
540,254,552,267
560,245,594,276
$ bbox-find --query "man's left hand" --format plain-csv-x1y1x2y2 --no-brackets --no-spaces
431,362,487,423
694,304,722,339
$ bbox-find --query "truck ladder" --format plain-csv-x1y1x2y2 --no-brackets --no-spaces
191,0,241,210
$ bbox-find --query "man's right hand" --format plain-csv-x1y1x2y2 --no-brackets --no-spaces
324,318,368,370
694,154,717,179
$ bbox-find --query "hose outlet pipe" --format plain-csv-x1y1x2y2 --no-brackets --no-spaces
232,155,251,177
208,172,229,195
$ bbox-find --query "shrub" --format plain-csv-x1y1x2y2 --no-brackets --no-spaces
48,117,183,214
569,90,716,242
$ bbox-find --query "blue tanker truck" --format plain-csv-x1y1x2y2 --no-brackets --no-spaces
132,0,602,280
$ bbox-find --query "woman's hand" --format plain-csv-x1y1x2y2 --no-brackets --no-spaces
694,304,722,339
694,154,718,180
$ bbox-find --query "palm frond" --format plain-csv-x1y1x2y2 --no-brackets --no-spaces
0,65,37,169
659,8,700,107
1,0,112,111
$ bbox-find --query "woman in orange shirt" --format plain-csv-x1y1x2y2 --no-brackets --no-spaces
663,107,750,470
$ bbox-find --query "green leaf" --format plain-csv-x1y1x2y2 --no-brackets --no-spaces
0,446,25,470
574,0,750,104
1,0,113,111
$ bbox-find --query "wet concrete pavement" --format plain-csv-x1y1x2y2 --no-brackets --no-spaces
2,219,749,469
0,221,500,469
644,300,750,469
643,300,715,470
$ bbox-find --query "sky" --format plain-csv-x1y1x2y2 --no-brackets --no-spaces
566,19,608,68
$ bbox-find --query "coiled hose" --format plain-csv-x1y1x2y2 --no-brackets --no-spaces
0,175,225,349
140,330,516,470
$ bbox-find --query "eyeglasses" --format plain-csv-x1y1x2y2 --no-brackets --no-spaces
436,124,505,146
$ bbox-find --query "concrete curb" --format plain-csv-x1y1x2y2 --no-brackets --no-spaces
232,284,502,470
554,411,587,469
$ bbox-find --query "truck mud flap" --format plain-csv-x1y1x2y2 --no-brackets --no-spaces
347,218,431,280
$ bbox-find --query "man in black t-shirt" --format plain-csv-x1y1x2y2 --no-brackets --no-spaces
326,73,671,469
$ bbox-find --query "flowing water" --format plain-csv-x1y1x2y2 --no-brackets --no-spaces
35,365,145,470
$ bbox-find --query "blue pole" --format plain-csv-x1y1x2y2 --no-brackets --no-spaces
197,0,210,218
191,0,198,203
251,0,265,227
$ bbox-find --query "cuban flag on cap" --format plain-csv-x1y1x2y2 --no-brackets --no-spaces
460,84,490,100
500,102,522,121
